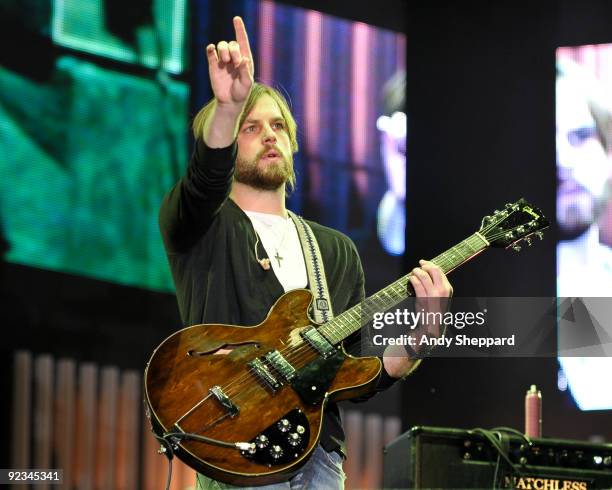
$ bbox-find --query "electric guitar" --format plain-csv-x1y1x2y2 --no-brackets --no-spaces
144,198,549,485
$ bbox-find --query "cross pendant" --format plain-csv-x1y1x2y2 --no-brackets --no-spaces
274,250,283,267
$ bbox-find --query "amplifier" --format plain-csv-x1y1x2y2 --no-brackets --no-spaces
383,426,612,489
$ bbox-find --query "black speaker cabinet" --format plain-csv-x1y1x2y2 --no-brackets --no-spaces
383,426,612,489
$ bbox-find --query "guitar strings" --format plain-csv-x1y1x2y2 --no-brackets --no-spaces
211,222,511,403
196,280,404,401
183,253,452,420
183,276,417,430
183,293,391,421
186,256,459,425
215,275,414,402
183,275,415,426
177,220,514,428
218,263,452,405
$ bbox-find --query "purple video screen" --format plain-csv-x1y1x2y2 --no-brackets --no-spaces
556,44,612,411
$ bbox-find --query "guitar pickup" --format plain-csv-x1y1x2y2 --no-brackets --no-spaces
249,358,282,392
265,350,296,382
301,326,335,359
209,385,239,417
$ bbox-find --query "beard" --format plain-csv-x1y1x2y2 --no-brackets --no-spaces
234,146,295,191
557,179,596,240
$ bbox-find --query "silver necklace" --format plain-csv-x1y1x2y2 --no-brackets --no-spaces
270,218,291,267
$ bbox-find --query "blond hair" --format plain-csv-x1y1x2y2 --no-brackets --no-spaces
192,83,299,154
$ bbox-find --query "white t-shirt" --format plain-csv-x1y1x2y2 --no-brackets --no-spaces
245,210,308,292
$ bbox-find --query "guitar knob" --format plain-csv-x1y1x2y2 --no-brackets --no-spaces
296,425,306,435
255,434,269,449
277,419,291,432
270,445,284,459
288,432,301,446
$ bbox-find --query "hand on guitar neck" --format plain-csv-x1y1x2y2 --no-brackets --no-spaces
383,259,453,378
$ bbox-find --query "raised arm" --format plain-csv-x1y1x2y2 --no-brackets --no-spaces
203,16,254,147
159,17,255,253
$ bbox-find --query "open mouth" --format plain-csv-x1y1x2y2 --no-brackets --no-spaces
260,149,281,160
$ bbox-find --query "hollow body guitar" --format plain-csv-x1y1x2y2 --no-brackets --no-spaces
144,199,548,486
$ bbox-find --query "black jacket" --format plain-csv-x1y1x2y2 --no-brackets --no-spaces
159,138,396,453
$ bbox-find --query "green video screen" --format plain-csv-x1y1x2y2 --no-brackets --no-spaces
0,0,189,292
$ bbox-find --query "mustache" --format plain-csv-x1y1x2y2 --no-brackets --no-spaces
256,145,283,160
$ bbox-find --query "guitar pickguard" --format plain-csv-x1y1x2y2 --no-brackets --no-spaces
291,347,344,405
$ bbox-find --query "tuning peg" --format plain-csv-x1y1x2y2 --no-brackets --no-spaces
505,203,513,209
512,244,522,252
505,231,515,240
535,231,544,240
516,225,525,234
481,215,493,228
525,237,533,246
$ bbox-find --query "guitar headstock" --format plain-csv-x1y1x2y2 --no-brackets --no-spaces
479,198,550,251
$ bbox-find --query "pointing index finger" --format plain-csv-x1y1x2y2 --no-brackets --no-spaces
233,16,253,61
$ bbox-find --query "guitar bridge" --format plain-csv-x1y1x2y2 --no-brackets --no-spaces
209,385,239,417
249,358,282,392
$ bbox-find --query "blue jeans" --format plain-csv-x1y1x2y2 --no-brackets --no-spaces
195,445,346,489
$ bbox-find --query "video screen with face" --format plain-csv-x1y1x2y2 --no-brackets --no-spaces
193,0,407,292
556,44,612,410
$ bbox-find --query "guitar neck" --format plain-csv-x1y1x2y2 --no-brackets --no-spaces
319,232,490,345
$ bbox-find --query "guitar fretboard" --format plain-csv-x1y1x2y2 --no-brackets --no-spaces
319,232,490,345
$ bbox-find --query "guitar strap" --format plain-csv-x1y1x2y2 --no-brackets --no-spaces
288,211,334,324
